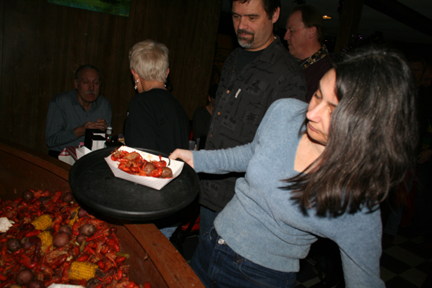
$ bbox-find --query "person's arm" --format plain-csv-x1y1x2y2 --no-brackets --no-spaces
170,142,254,175
330,209,385,287
171,98,292,174
73,119,107,138
45,101,80,149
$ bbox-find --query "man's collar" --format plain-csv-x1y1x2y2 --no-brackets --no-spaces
73,89,98,111
247,35,282,63
299,45,329,70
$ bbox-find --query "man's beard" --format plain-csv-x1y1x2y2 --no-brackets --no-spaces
236,29,254,49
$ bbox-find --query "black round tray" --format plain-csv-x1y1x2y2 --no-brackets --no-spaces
69,147,199,221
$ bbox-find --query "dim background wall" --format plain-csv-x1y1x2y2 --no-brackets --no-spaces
0,0,222,154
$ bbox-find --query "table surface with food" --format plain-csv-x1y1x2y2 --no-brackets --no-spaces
69,147,200,221
0,138,204,288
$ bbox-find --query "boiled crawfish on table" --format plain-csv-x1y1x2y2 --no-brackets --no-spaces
110,149,172,178
0,189,151,288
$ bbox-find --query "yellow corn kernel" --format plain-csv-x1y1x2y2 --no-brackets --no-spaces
37,231,53,254
69,261,98,281
68,207,80,225
31,214,53,231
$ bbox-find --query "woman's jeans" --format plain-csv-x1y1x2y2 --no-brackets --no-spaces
199,206,219,240
190,227,297,288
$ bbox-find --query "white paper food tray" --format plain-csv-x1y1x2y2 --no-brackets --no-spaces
104,146,184,190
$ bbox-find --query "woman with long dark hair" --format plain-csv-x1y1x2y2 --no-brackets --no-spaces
170,46,418,287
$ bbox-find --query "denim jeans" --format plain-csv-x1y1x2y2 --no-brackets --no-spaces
190,227,297,288
199,206,219,240
159,226,177,239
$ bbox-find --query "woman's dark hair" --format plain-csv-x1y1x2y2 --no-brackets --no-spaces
285,46,418,216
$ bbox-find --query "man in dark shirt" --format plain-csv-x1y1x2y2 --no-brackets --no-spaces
284,4,332,103
199,0,306,239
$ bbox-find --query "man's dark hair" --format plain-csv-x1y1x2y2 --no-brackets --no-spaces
208,84,219,100
75,64,102,81
289,4,325,43
230,0,281,19
285,46,418,217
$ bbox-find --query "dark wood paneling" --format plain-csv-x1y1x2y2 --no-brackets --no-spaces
0,0,221,154
335,0,364,52
0,1,4,116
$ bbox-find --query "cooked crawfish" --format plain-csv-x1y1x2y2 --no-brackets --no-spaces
0,189,151,287
110,149,172,178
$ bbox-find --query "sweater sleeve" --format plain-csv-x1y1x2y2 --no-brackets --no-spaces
326,208,385,288
191,97,293,174
193,142,254,174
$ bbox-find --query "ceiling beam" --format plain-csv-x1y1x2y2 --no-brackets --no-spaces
364,0,432,38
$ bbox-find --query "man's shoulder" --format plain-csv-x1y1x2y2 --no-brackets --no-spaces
54,89,74,98
52,90,76,104
95,94,111,106
193,106,208,117
306,54,332,71
257,41,303,80
270,98,308,115
263,38,298,64
231,39,296,65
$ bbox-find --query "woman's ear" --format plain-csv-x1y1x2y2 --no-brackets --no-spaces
131,69,138,80
166,68,170,78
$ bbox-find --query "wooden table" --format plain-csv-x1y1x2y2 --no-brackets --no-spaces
0,138,204,288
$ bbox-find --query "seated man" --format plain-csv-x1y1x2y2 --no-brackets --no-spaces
45,65,112,158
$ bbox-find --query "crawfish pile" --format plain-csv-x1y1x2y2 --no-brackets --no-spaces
110,149,173,178
0,189,151,288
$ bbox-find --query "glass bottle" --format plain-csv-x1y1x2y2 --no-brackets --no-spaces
106,126,113,142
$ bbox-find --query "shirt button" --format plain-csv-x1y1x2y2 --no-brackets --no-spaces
217,112,221,116
210,134,213,138
226,90,230,94
218,238,225,245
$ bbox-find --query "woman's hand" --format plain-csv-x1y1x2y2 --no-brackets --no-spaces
170,149,194,168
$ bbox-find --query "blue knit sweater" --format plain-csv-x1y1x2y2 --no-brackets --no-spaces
193,99,384,287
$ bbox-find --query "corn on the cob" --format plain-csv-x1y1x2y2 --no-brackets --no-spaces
37,231,53,254
31,214,52,231
69,261,98,280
